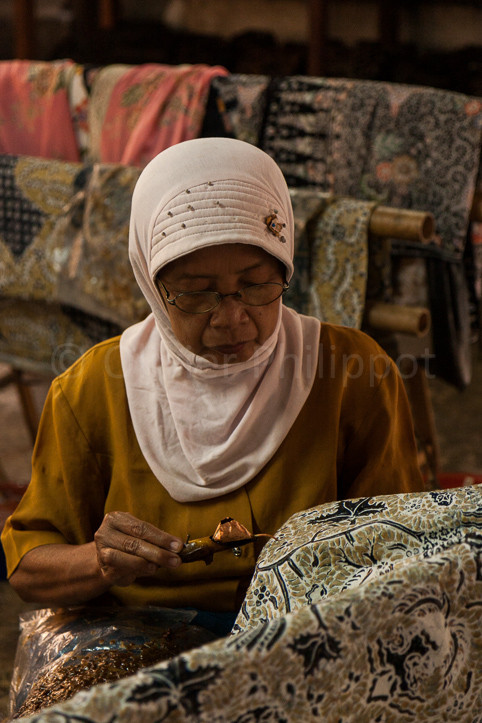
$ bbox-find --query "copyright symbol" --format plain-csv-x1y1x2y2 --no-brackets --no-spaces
50,343,84,375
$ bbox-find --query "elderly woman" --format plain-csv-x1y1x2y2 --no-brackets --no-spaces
2,138,423,625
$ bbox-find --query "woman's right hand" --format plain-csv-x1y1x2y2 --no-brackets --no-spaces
94,511,183,587
9,513,184,606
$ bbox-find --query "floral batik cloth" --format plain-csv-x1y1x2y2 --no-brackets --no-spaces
0,154,83,302
287,189,375,329
212,74,482,386
16,484,482,723
53,162,148,328
213,74,482,256
0,60,81,162
87,64,228,167
0,154,138,374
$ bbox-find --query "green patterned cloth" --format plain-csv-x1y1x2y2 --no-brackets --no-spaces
17,484,482,723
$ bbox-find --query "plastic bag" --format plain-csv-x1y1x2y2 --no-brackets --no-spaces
9,605,216,719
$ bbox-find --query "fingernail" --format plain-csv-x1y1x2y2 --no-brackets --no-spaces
168,556,181,568
170,540,182,552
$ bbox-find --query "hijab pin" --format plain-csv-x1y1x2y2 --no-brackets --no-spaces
265,212,284,238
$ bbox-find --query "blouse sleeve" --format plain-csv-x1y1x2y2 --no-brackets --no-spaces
336,352,425,501
1,378,109,578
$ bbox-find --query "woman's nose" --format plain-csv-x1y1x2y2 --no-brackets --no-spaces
210,296,249,326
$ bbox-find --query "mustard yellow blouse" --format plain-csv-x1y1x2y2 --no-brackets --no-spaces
2,323,424,611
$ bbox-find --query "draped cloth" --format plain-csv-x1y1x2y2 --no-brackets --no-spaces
88,64,229,167
211,74,482,386
0,60,80,161
14,484,482,723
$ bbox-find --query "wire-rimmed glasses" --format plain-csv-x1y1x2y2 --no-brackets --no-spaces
157,280,289,314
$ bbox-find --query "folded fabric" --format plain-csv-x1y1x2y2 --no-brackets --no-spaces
15,485,482,723
0,60,80,162
53,162,149,327
0,153,148,327
0,154,84,302
88,63,229,167
0,300,121,377
287,189,375,329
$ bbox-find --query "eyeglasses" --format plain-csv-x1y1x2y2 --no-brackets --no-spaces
158,280,289,314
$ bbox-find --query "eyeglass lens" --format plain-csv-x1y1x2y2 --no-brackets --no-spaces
174,283,286,313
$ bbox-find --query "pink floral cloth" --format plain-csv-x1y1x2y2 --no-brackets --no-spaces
89,64,228,167
0,60,80,161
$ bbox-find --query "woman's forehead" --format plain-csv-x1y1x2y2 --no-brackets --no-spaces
160,243,281,279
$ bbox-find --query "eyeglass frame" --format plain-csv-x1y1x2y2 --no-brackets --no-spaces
157,279,290,314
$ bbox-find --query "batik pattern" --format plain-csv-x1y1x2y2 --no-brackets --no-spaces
212,74,482,371
287,190,374,328
260,76,482,258
235,484,482,626
53,162,149,327
0,154,143,374
17,485,482,723
87,64,228,167
210,74,269,146
0,60,80,162
0,154,84,300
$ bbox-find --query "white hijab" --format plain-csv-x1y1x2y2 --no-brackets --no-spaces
120,138,320,502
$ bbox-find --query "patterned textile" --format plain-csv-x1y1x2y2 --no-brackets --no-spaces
212,74,268,146
0,60,80,162
53,163,149,327
88,64,228,167
0,154,84,298
0,154,144,374
288,189,375,328
213,75,482,258
235,484,482,626
0,299,121,377
17,484,482,723
212,74,482,384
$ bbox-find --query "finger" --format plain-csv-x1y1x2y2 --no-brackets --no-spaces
103,511,183,552
97,544,181,584
97,527,181,569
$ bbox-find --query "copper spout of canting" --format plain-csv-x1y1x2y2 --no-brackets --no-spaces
178,517,273,565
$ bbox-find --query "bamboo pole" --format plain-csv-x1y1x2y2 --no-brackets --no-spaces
365,302,431,338
369,206,435,242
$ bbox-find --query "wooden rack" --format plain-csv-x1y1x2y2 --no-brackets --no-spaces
364,203,440,488
12,0,119,58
